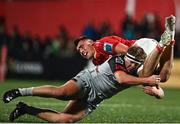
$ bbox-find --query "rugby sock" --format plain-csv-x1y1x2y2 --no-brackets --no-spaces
170,40,175,46
18,87,33,96
23,104,57,116
156,44,164,54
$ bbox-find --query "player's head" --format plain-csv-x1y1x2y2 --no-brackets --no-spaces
124,45,147,73
74,36,95,59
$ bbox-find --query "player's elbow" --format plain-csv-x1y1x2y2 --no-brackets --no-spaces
117,79,126,84
114,71,132,85
116,75,130,85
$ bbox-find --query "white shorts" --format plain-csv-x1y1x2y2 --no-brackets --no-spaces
133,38,158,73
134,38,158,56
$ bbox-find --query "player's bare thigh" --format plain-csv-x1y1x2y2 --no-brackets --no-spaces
62,100,89,121
54,80,82,100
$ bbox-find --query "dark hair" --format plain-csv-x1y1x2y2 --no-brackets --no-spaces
73,36,90,47
127,45,147,63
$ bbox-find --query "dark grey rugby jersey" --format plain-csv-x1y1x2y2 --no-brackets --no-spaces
95,55,130,99
74,55,131,107
73,56,139,110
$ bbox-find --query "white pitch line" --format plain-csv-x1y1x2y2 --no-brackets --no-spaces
30,102,180,110
101,103,180,110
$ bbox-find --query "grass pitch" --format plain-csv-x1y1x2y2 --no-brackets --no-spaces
0,79,180,123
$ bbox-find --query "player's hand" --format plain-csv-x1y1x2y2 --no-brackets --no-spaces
146,75,161,86
143,84,164,99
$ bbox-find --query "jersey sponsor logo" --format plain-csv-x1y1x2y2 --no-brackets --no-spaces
103,42,113,53
115,56,124,64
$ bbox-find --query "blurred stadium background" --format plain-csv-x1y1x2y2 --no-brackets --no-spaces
0,0,180,123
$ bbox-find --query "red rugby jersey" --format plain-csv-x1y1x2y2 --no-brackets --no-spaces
92,36,136,65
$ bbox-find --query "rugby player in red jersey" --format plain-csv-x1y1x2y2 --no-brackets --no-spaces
75,35,135,65
75,15,176,99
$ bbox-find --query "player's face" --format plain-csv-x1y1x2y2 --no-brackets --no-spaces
76,39,95,59
124,56,142,73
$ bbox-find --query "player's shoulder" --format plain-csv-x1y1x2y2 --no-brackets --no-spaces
99,35,122,41
108,55,126,73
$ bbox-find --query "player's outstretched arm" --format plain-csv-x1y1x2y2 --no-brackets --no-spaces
114,70,160,86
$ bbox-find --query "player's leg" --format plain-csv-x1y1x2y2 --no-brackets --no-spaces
140,15,175,98
156,15,175,82
9,100,89,123
138,41,166,99
141,15,175,80
31,80,81,100
3,79,81,103
135,39,165,99
134,37,163,77
156,43,174,82
37,100,88,122
143,44,174,98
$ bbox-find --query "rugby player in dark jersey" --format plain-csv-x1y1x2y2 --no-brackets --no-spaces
3,15,175,123
3,45,160,123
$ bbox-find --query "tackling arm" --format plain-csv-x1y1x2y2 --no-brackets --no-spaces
98,36,132,55
114,70,160,86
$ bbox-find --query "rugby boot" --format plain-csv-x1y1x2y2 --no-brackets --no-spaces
3,89,22,103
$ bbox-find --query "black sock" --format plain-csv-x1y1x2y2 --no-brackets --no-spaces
23,104,57,116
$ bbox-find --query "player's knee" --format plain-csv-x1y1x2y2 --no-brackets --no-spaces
55,114,82,123
160,63,173,82
51,87,71,100
160,69,172,82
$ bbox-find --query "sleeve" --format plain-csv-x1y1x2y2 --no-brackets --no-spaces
96,36,119,55
97,36,136,54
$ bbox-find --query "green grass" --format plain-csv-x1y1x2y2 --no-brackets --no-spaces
0,79,180,123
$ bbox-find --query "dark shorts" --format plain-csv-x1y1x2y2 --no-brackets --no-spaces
72,70,103,115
